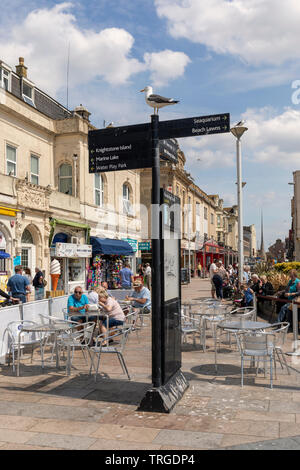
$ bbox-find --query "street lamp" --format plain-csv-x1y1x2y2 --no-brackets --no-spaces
230,120,248,284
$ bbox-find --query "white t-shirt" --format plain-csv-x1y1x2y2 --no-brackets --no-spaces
209,263,217,279
87,291,99,304
145,266,151,276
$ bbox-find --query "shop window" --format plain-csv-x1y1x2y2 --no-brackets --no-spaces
122,183,133,215
95,174,104,207
31,155,39,185
6,144,17,176
58,163,73,195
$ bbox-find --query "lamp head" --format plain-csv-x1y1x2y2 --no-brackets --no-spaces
230,121,248,139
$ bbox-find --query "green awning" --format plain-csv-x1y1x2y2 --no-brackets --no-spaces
49,218,91,246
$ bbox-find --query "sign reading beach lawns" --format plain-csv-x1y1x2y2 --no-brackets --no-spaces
88,113,230,173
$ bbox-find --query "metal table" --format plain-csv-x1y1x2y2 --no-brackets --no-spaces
216,319,272,372
17,323,72,376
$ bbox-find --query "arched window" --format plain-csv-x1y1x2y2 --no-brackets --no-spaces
58,163,73,195
122,183,132,215
95,174,104,207
21,229,33,244
21,228,34,269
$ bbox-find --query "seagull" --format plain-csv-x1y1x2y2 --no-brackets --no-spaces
140,86,179,114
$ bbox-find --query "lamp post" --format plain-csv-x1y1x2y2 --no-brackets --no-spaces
230,121,248,284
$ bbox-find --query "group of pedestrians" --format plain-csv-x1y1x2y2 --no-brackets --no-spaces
0,265,46,304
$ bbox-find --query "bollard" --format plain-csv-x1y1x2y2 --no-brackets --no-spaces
286,302,300,356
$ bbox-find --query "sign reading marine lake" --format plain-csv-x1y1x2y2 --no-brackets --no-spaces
88,113,230,173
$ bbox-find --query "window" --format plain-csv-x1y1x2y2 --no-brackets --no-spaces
6,144,17,176
0,67,10,91
21,229,34,244
217,215,221,227
30,155,39,185
211,214,214,224
22,81,35,107
228,224,232,233
204,207,208,220
122,184,133,215
95,174,104,206
196,202,200,215
59,163,73,195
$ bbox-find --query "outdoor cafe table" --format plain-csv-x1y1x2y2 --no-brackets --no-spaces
17,322,72,376
215,319,272,372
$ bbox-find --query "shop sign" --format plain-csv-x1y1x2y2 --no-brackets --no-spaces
138,241,151,251
13,256,21,267
55,243,92,258
121,238,138,252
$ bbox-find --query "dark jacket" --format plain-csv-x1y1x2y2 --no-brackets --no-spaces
32,271,44,288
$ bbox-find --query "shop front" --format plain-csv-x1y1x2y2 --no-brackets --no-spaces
196,239,224,275
0,205,18,282
88,237,135,289
50,242,92,294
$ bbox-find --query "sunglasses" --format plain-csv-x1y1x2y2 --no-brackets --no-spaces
74,290,82,294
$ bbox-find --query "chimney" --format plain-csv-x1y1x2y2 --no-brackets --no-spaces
15,57,27,78
74,104,91,121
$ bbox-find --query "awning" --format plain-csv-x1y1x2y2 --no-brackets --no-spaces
0,252,10,259
90,237,134,256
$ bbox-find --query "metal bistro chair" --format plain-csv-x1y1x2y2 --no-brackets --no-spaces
89,326,132,381
201,303,231,353
5,320,46,374
180,306,201,348
124,308,140,342
264,322,290,375
236,330,276,389
56,322,95,373
217,307,256,350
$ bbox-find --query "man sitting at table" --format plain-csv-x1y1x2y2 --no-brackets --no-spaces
125,280,151,313
67,286,90,323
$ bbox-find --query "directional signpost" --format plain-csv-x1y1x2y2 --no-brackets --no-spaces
88,111,230,412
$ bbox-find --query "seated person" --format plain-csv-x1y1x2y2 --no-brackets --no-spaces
277,270,300,322
260,275,274,296
125,280,151,313
87,286,99,305
67,286,90,322
98,291,125,340
240,284,254,307
0,288,19,302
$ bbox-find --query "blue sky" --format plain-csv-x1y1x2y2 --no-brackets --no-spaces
1,0,300,249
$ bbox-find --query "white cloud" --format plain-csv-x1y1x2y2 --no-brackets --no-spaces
0,3,145,95
0,3,190,96
144,49,190,87
181,107,300,170
155,0,300,66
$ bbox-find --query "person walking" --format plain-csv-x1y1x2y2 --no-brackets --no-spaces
32,267,45,300
144,263,151,290
24,268,32,302
119,263,134,289
7,265,30,303
197,262,202,278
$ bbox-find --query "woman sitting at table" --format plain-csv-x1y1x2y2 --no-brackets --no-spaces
98,290,125,342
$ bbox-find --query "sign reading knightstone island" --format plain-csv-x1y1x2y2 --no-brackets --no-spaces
88,123,152,173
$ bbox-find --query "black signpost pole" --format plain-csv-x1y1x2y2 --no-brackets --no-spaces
151,114,162,388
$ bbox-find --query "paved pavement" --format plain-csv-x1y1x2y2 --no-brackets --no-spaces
0,278,299,450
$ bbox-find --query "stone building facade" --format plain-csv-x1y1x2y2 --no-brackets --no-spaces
0,57,141,289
